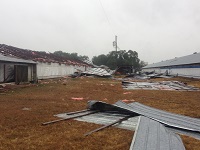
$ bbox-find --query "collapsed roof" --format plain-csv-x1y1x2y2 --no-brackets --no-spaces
81,68,112,77
0,44,90,66
0,53,36,64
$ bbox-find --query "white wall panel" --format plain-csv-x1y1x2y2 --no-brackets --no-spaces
37,62,90,79
28,65,33,81
143,67,200,78
170,68,200,77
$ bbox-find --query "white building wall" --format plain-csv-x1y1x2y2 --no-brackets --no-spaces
142,68,161,73
169,68,200,77
37,62,89,79
28,65,33,81
143,67,200,78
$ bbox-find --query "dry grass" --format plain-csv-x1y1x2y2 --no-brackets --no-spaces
0,77,200,150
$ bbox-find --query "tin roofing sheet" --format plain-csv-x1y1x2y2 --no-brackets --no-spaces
130,116,185,150
143,52,200,68
122,81,199,91
87,100,200,139
115,101,200,132
56,112,139,131
82,68,112,77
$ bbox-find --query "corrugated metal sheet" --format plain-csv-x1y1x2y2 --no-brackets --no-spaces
166,127,200,140
122,81,199,91
86,100,200,139
82,68,112,77
130,116,185,150
115,101,200,132
0,54,36,64
53,101,200,149
143,52,200,68
56,112,139,131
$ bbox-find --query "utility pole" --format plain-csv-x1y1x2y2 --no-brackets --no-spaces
115,35,117,52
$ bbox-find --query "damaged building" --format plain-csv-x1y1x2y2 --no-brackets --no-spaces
0,53,37,84
142,52,200,78
0,44,91,83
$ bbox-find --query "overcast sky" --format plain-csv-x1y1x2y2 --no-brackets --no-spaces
0,0,200,64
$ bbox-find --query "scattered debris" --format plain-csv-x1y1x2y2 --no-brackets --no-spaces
124,72,173,81
123,92,132,95
43,100,200,149
122,81,200,91
122,99,135,102
71,97,84,101
81,68,112,78
69,72,81,78
22,107,31,111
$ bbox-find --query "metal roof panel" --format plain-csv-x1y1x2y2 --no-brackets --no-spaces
130,116,185,150
143,52,200,68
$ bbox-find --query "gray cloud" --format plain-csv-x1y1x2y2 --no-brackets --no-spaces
0,0,200,63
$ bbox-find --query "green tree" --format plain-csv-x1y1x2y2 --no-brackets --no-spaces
92,50,143,71
92,54,108,66
53,51,89,61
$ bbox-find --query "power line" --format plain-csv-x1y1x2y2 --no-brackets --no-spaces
98,0,115,36
98,0,121,52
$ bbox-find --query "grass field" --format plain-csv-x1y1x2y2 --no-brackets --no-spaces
0,77,200,150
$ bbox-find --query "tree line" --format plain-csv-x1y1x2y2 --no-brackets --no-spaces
53,50,147,71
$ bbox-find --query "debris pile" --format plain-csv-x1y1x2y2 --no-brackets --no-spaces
124,72,173,80
122,81,200,91
81,68,112,78
42,100,200,149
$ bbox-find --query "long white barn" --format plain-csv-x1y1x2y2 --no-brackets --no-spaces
142,52,200,78
0,44,91,83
